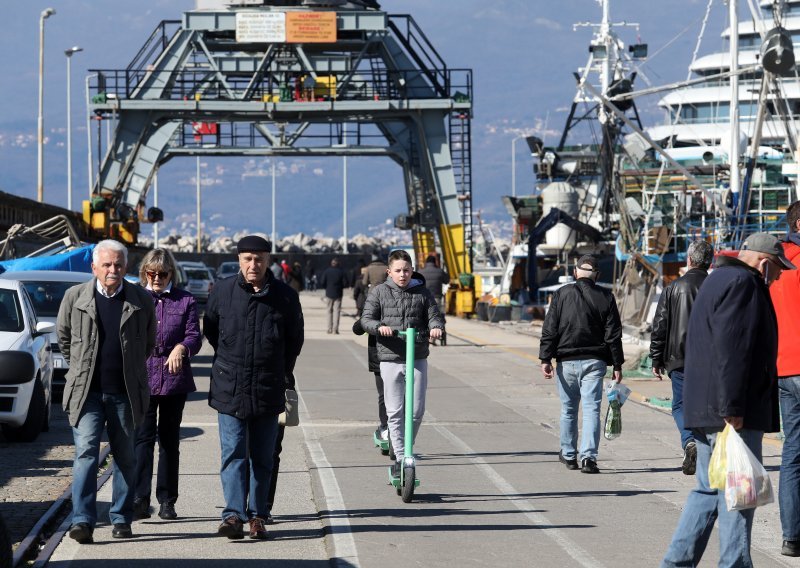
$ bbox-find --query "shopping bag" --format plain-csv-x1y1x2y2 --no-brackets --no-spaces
708,424,730,491
603,382,629,440
723,426,774,511
278,389,299,427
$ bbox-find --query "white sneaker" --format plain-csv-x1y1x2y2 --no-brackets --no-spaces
380,428,389,441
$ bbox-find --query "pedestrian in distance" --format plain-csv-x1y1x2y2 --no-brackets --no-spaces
360,250,445,477
768,201,800,558
661,232,793,567
418,254,449,313
539,254,624,474
352,259,368,318
352,318,389,446
203,235,304,540
57,240,156,543
362,253,388,289
650,239,714,476
319,257,348,334
133,249,202,522
270,259,284,282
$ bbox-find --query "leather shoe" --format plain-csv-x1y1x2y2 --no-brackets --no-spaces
558,451,579,470
158,502,177,520
218,516,244,539
68,523,93,544
782,540,800,557
111,523,133,539
133,498,151,520
249,516,268,540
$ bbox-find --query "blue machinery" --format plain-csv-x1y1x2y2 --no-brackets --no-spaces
87,1,475,314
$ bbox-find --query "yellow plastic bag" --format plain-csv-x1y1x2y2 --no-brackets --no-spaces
708,424,731,490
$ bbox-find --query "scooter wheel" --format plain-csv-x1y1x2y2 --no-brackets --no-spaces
401,465,415,503
381,448,389,456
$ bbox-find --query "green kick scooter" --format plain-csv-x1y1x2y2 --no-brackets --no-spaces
388,328,421,503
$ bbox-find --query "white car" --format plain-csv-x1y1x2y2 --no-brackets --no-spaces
179,262,214,301
0,270,93,402
0,278,55,442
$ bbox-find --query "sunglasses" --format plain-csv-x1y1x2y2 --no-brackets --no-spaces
146,270,170,280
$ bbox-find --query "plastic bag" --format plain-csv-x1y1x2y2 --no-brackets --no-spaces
709,424,774,511
603,383,628,440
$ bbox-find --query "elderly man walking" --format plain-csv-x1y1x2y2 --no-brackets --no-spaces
204,235,304,540
769,201,800,557
57,240,156,543
661,233,792,567
650,240,713,475
319,257,348,334
539,254,624,474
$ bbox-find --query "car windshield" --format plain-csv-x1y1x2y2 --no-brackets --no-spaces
219,263,238,275
186,269,210,280
21,281,82,318
0,289,23,332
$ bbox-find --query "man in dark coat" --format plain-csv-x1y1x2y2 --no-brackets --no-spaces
539,254,623,475
662,233,794,567
319,257,348,334
204,235,304,540
418,255,449,311
650,239,713,475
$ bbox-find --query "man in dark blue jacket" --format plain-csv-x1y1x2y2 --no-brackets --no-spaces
204,235,304,540
650,239,713,475
319,257,349,334
662,233,794,567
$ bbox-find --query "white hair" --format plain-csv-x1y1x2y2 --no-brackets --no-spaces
93,239,128,264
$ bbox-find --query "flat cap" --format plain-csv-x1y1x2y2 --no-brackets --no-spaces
576,254,599,272
741,233,796,269
236,235,272,254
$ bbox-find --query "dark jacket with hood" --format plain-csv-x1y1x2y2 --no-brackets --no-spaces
683,255,779,432
650,267,708,373
418,261,449,299
539,278,624,368
203,271,304,419
360,272,444,362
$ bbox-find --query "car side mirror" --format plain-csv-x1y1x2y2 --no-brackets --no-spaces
35,321,56,335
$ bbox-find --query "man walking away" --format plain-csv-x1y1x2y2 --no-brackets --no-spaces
769,201,800,557
419,255,449,312
539,254,624,474
363,253,388,289
650,239,713,475
58,240,156,543
319,258,348,334
204,235,304,540
661,233,792,567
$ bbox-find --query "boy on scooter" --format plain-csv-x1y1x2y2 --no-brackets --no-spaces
360,250,445,477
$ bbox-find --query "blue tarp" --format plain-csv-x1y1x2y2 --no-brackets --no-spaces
0,245,95,274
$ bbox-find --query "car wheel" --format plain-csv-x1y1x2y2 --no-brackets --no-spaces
0,511,11,568
1,379,46,443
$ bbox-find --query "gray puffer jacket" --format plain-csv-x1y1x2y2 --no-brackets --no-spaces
360,273,444,362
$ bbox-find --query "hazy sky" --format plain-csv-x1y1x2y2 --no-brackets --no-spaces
0,1,735,239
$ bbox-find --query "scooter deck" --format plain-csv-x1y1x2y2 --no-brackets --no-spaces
373,431,390,451
388,468,421,488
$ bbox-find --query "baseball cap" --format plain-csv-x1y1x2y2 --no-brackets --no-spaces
576,254,599,272
741,233,796,269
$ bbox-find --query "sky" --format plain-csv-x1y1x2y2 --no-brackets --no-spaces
0,1,734,241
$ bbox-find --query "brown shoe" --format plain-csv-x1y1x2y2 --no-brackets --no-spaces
249,516,268,540
217,516,244,539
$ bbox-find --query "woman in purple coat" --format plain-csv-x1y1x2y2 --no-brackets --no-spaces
133,249,202,521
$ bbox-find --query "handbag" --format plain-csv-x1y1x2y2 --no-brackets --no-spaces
278,389,299,427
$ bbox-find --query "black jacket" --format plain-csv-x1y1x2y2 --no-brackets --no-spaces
650,268,708,373
203,272,304,419
539,278,624,368
418,262,449,298
683,255,779,432
319,266,349,299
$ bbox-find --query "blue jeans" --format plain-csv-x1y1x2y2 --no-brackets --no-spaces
217,412,279,521
669,369,695,449
555,359,606,462
71,392,137,527
662,428,763,567
779,376,800,542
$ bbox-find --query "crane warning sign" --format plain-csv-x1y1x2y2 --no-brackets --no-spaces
286,12,337,43
236,12,285,43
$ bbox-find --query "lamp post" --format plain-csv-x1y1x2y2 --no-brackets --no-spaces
37,7,56,203
511,134,528,198
65,46,83,210
196,156,202,254
271,160,277,249
85,73,97,198
342,129,348,253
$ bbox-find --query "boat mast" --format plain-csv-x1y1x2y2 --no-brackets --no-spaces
729,0,741,217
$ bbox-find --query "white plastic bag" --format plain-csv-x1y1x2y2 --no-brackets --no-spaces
722,425,774,511
603,383,630,440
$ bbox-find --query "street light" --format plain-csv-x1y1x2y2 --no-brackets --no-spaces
37,7,56,203
65,46,83,210
85,73,97,198
511,134,529,198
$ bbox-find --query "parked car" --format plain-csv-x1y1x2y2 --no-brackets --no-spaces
217,261,239,280
179,262,214,301
0,278,54,442
0,270,93,402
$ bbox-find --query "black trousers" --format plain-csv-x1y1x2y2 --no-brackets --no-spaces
266,425,285,513
375,372,387,429
134,393,187,505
